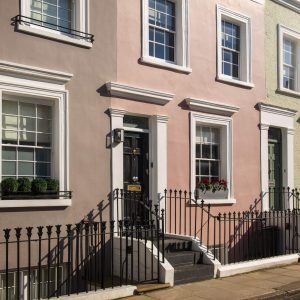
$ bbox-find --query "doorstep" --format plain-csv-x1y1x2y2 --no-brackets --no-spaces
135,283,170,294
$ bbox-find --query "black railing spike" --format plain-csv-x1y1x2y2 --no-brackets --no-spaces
56,224,62,235
46,225,53,235
4,228,10,240
15,227,22,238
26,227,33,237
37,226,43,237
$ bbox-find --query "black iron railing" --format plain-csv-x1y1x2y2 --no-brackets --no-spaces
0,213,165,299
268,187,300,210
13,15,94,43
164,188,300,265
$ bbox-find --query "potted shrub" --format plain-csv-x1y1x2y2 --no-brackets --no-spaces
32,178,47,198
1,178,19,199
46,178,59,199
18,177,32,192
196,178,228,200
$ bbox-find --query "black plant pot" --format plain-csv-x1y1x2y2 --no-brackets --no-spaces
2,191,59,200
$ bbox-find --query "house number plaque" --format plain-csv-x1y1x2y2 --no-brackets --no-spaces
127,184,142,192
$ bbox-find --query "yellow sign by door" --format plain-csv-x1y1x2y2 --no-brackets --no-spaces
127,185,142,192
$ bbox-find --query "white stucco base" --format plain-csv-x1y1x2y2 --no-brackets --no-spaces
58,285,136,300
217,254,300,278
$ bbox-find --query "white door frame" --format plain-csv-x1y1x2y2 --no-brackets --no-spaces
259,103,296,210
109,108,168,221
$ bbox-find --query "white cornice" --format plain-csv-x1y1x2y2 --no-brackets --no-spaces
258,103,297,118
0,60,73,85
185,98,240,116
109,108,127,117
106,82,174,105
273,0,300,13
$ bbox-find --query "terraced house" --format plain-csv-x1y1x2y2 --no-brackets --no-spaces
3,0,300,299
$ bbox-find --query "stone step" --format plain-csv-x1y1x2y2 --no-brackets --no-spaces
163,238,193,252
135,283,170,294
174,263,214,285
165,250,203,266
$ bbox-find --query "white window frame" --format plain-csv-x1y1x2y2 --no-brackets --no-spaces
141,0,191,73
19,0,92,48
217,5,253,88
278,25,300,97
190,112,235,204
0,60,72,208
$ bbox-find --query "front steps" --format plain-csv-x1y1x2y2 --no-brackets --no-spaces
163,238,215,285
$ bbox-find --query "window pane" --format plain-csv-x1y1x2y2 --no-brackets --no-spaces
20,102,35,117
149,0,155,9
2,115,18,130
155,28,165,44
18,148,34,161
37,119,52,133
211,128,219,143
167,1,175,16
37,105,52,119
149,9,156,25
232,65,239,78
149,27,154,41
155,43,164,59
195,160,200,175
200,161,209,176
202,144,211,159
165,32,174,47
156,12,166,28
19,132,35,145
196,144,200,158
223,62,231,76
211,161,219,176
36,163,51,177
2,147,16,160
212,145,219,159
165,46,174,62
156,0,166,13
37,134,51,147
223,50,232,63
43,3,57,17
36,149,51,162
18,162,34,176
2,130,18,143
202,127,211,143
3,101,18,115
2,161,16,175
19,117,36,132
167,15,175,30
149,42,154,56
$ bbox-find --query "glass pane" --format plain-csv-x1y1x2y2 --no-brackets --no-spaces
19,132,35,145
195,160,200,175
166,15,175,30
2,147,16,160
149,0,155,9
37,119,51,133
200,161,209,176
149,9,156,25
43,3,57,17
165,46,174,62
224,21,232,35
223,50,232,63
232,24,240,38
212,145,219,159
36,163,51,177
211,128,219,143
18,148,34,161
232,52,239,65
232,65,239,78
18,162,34,176
20,102,35,117
156,0,166,13
149,42,154,56
2,130,18,143
155,43,164,59
31,0,42,10
36,149,51,162
211,161,219,176
155,28,165,44
156,12,166,28
195,144,200,158
196,126,201,143
202,144,211,159
2,161,16,175
19,117,36,132
149,27,154,41
225,35,233,49
37,105,51,119
167,1,175,16
202,127,211,143
124,115,149,129
2,101,18,115
165,32,174,47
2,115,18,130
31,12,42,22
37,134,51,147
223,62,231,76
58,9,72,23
44,0,57,5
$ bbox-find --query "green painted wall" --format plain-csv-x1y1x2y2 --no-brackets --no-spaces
265,0,300,187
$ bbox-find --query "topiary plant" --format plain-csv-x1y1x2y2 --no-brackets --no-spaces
18,177,32,192
46,179,59,192
32,178,47,193
1,178,19,194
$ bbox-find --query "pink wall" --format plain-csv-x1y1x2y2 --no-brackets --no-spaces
112,0,265,212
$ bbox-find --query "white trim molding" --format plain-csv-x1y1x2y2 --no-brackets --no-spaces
106,82,174,105
0,60,73,85
216,5,253,87
19,0,92,48
273,0,300,13
258,103,297,210
0,199,72,208
190,112,234,204
141,0,191,72
0,61,71,208
185,98,240,116
277,25,300,97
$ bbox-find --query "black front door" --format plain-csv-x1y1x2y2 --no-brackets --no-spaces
123,132,149,221
268,127,282,210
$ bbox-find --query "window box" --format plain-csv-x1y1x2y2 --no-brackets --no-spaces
195,189,228,200
1,191,71,200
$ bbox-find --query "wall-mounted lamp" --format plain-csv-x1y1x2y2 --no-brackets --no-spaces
113,128,124,143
